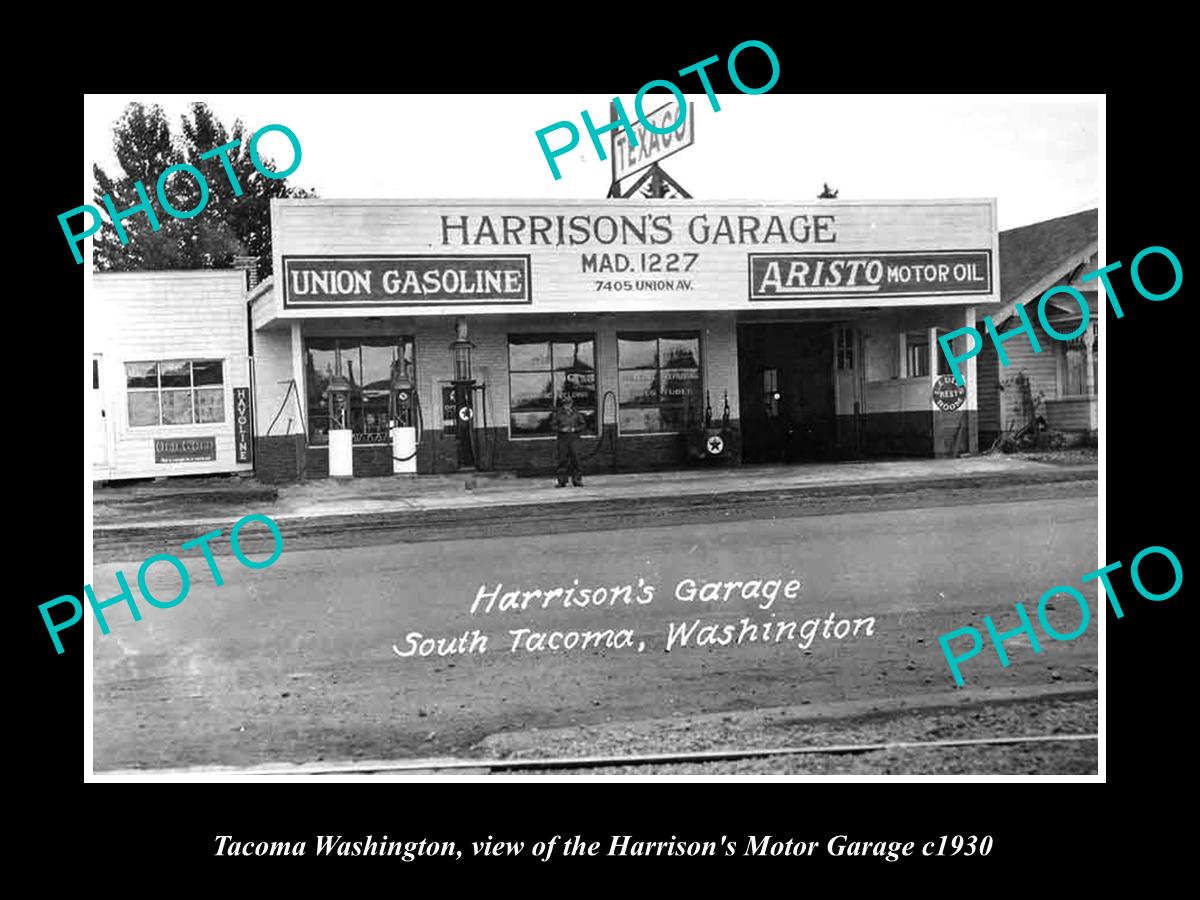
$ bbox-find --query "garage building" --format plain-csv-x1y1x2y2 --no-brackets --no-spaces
248,198,999,481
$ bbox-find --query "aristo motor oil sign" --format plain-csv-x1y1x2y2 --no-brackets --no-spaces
749,250,992,300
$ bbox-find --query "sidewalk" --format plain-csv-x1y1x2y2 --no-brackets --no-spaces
94,455,1096,537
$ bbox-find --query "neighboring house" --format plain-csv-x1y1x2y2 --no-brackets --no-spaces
976,208,1098,449
92,270,255,481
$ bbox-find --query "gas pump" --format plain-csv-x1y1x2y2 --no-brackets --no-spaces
687,388,737,464
388,358,420,474
450,319,476,469
324,374,353,477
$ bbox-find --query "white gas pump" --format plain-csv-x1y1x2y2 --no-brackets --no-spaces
389,358,419,474
324,374,353,477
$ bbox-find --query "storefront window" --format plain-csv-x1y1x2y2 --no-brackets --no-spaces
905,330,929,378
836,326,855,371
1064,324,1096,396
762,368,780,418
508,334,596,437
935,328,972,377
617,331,701,434
125,360,225,427
305,336,415,445
864,329,900,381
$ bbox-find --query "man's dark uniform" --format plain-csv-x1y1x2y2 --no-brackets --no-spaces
551,398,586,486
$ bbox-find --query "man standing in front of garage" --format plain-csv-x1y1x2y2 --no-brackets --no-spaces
551,392,586,487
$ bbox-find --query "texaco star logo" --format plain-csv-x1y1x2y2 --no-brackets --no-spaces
458,406,473,421
706,435,724,455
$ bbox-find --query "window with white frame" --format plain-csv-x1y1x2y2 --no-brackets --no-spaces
905,330,930,378
1063,322,1097,396
126,360,224,427
836,326,855,371
935,328,975,378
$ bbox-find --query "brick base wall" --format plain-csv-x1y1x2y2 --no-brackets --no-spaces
429,425,710,476
287,422,744,479
354,444,394,477
264,411,980,477
835,412,932,457
254,434,305,483
306,446,329,479
832,410,978,458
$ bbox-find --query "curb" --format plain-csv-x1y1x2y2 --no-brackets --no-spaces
475,680,1099,756
94,487,279,508
91,682,1096,777
93,466,1096,558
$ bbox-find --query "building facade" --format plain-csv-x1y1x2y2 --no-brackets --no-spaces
249,198,999,481
976,209,1098,449
92,270,254,481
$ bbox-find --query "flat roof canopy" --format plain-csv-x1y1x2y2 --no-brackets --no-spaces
254,198,1000,328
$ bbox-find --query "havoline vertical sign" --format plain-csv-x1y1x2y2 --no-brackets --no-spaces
234,387,252,463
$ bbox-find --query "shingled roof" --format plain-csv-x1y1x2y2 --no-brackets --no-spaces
1000,208,1098,304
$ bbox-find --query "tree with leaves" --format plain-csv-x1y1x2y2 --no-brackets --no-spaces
93,102,315,275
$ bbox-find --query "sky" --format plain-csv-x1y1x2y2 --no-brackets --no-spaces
83,94,1099,231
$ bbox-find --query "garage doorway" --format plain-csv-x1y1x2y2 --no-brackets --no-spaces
737,324,836,463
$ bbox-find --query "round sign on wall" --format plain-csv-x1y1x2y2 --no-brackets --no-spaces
932,374,967,411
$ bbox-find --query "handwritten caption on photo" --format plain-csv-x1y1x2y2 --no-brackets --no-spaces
43,514,283,654
392,575,879,659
